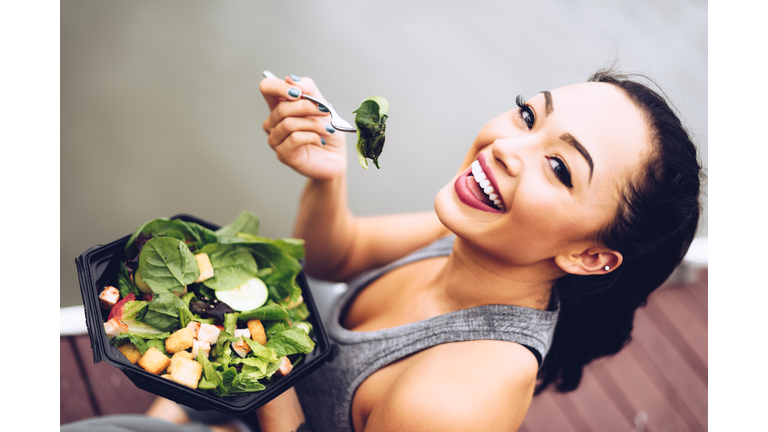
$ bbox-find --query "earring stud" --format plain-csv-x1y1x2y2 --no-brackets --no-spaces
604,266,610,271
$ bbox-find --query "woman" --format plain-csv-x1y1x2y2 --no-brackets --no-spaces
251,69,702,432
63,69,701,432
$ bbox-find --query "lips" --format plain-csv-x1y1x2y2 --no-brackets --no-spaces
453,153,505,214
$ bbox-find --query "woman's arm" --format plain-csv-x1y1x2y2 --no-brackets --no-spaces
261,75,449,282
256,388,310,432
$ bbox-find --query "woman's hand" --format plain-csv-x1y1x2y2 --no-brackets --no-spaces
260,74,347,181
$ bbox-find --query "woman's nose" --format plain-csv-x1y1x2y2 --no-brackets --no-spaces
491,138,524,178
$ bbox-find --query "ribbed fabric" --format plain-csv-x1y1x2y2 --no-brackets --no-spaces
296,235,559,432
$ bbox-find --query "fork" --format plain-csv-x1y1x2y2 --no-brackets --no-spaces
262,71,357,133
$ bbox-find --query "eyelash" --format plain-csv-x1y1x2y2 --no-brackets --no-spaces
515,95,535,130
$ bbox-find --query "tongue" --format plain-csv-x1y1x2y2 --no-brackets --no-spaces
466,175,496,208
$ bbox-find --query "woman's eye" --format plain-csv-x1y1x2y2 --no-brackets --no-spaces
515,95,535,130
547,157,573,188
521,109,534,130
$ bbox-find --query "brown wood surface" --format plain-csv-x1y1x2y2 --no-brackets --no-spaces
61,269,708,430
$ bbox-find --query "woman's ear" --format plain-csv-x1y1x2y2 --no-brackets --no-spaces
555,246,623,276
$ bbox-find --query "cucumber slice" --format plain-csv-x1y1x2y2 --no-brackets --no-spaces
296,321,313,336
215,278,269,311
133,268,153,294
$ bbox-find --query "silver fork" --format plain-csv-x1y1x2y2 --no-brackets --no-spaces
262,71,357,133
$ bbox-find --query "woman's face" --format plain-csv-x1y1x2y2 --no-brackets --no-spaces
434,82,650,268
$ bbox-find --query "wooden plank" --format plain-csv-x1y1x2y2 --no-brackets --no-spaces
546,390,593,432
645,288,708,372
658,282,707,330
60,337,97,424
73,335,158,416
634,307,708,427
685,268,708,312
555,365,634,432
600,344,694,432
520,389,580,432
625,332,707,431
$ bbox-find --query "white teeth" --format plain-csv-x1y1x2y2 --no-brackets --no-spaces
471,158,505,211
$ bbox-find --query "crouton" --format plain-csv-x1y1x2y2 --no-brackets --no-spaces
118,342,141,364
194,253,214,283
170,357,203,389
191,340,211,359
165,328,194,354
247,319,267,346
161,374,172,380
167,351,194,374
275,356,293,377
197,323,221,344
186,321,201,339
99,286,120,310
138,347,171,375
231,337,252,358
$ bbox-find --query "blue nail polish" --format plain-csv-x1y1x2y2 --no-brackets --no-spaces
318,104,329,113
288,88,300,98
325,124,336,133
289,74,302,82
321,138,326,145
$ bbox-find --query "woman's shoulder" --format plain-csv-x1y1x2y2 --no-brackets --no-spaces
368,340,538,431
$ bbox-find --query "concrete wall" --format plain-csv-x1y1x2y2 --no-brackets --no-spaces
61,0,707,307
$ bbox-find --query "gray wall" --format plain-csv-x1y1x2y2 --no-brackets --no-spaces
61,0,707,307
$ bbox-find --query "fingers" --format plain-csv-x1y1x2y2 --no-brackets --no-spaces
267,116,336,150
260,76,304,111
263,98,329,135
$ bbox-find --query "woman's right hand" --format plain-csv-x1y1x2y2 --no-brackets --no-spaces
260,74,348,181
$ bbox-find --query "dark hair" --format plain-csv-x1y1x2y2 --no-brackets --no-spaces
534,69,704,394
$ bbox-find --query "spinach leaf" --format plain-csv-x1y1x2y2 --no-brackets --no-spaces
117,263,140,297
237,302,289,322
198,243,259,291
215,210,261,239
138,237,200,293
125,218,218,258
353,97,389,170
141,293,187,332
226,234,303,302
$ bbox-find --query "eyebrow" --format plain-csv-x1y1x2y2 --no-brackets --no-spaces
559,133,594,183
540,91,553,116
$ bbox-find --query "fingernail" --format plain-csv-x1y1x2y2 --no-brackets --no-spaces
288,74,302,82
321,138,326,145
288,88,300,98
318,104,329,113
325,124,336,134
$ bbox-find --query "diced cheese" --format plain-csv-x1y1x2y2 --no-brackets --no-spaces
192,340,211,359
197,323,221,344
99,286,120,310
231,338,252,358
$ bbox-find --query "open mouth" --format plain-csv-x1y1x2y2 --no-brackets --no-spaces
453,153,506,213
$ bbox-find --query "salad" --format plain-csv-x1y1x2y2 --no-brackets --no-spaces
98,211,315,396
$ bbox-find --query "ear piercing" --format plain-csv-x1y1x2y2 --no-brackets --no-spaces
604,266,610,271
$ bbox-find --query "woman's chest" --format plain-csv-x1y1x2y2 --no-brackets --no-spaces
342,257,448,332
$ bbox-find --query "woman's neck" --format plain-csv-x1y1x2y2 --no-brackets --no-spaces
428,236,561,312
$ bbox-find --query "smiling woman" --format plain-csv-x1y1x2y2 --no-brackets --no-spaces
110,69,701,432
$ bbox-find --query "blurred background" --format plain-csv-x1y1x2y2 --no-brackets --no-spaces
61,0,707,308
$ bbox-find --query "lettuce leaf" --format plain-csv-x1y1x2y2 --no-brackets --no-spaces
237,302,289,322
215,210,260,239
266,328,315,357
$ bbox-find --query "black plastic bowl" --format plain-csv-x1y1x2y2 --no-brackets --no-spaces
75,214,332,414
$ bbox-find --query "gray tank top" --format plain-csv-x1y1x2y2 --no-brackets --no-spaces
296,235,559,432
